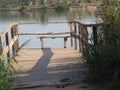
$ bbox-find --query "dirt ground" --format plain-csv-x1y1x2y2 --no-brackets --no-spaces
19,83,91,90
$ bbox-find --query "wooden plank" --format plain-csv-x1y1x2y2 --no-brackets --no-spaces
22,21,67,24
18,31,74,35
70,22,73,47
71,34,88,47
11,26,16,55
74,23,77,50
81,25,88,54
3,36,18,55
0,23,18,37
14,25,19,53
5,32,10,57
78,24,82,53
38,36,70,39
64,37,67,48
40,38,44,49
14,48,83,87
38,36,69,48
69,21,104,27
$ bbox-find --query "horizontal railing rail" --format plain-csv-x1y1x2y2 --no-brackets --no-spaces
69,21,104,54
0,21,104,58
19,22,68,25
38,36,70,48
18,31,74,35
0,23,19,58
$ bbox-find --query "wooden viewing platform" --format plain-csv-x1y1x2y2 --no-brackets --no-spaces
0,21,103,89
13,48,86,88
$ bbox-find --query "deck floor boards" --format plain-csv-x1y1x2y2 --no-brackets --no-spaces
13,48,87,88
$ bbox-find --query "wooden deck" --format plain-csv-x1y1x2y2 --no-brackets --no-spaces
0,21,104,89
13,48,87,88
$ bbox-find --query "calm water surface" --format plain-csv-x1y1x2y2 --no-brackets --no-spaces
0,9,99,48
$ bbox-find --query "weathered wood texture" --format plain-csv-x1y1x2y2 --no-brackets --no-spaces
0,21,104,88
74,23,78,50
19,22,68,25
18,31,74,35
69,21,104,54
5,32,10,57
38,36,70,48
13,48,86,88
70,23,73,47
0,23,19,57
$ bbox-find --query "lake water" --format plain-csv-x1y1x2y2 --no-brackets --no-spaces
0,8,100,48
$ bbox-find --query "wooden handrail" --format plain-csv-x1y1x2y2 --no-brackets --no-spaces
19,22,68,25
38,36,70,48
0,23,18,37
0,21,104,58
69,21,104,27
69,21,104,54
18,31,74,35
0,23,19,57
38,36,70,39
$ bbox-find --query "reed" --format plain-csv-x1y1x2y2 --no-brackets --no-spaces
85,0,120,89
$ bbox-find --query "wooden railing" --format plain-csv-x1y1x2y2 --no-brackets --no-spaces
38,36,70,48
0,21,104,58
69,21,104,54
0,23,19,58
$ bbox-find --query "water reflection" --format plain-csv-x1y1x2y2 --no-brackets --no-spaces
0,8,98,24
0,8,99,48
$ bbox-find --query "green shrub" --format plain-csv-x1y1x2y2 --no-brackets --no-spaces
20,5,29,12
41,5,48,11
54,3,69,10
85,0,120,89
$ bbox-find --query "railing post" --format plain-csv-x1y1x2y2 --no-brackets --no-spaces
81,25,88,54
78,24,82,53
11,25,19,55
74,22,77,50
5,32,10,58
14,24,19,52
11,27,15,55
70,22,73,47
93,26,98,45
0,36,3,56
64,37,67,48
40,38,44,49
81,25,84,53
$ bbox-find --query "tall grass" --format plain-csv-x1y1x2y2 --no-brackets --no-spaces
0,39,31,90
0,56,15,90
85,0,120,89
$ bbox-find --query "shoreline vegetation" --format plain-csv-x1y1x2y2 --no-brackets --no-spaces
85,0,120,90
0,0,102,11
